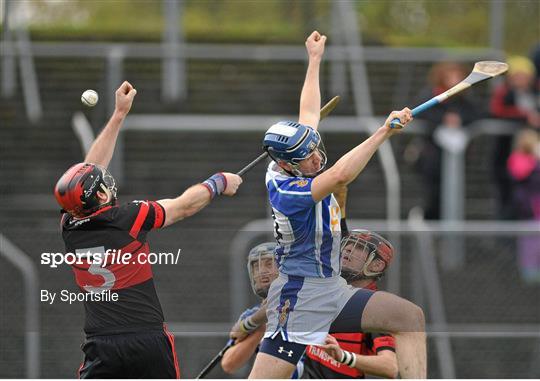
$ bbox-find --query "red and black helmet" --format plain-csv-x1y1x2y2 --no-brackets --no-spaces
340,229,395,282
54,162,118,218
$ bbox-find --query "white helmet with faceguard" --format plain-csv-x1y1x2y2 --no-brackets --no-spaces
247,242,279,298
340,229,394,282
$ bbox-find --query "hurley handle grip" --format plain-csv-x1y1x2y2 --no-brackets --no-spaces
389,98,440,128
389,118,404,129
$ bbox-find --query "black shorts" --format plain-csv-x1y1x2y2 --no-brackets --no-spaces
78,326,180,379
329,288,375,333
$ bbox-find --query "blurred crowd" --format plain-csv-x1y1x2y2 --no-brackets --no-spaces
409,43,540,284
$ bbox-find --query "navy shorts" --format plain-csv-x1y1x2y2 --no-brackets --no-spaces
259,334,307,365
330,288,375,333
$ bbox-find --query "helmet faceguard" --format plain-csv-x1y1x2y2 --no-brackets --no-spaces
263,121,328,177
340,229,394,282
101,168,118,203
287,142,328,178
247,242,279,298
54,163,118,218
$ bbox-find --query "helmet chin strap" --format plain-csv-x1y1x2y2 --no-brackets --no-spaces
295,149,328,178
288,159,326,178
272,146,328,178
341,268,364,283
289,163,308,177
275,161,305,177
256,286,269,299
342,268,382,283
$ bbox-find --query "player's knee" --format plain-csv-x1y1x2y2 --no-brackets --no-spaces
392,298,424,332
364,292,425,333
405,302,425,332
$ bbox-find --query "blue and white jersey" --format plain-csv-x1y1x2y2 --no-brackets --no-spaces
266,162,341,278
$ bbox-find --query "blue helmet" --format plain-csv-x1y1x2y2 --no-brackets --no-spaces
263,121,327,176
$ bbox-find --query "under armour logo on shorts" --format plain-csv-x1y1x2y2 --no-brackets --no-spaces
278,346,294,357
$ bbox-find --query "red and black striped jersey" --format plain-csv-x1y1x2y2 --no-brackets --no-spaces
61,200,166,336
303,332,395,379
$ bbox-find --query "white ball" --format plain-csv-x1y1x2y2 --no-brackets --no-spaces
81,89,99,107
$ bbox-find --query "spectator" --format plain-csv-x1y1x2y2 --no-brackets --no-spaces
413,62,481,219
490,56,540,219
507,129,540,284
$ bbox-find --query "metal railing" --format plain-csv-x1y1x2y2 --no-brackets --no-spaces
1,41,505,61
0,37,504,123
2,0,42,121
0,233,40,378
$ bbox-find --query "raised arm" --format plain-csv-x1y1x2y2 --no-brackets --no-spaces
298,31,326,130
84,81,137,167
311,108,412,202
157,173,242,227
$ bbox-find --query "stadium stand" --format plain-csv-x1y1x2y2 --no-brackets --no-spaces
1,56,538,378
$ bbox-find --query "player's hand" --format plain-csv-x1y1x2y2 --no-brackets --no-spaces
305,31,327,61
319,334,344,362
382,107,413,135
115,81,137,117
222,173,243,196
229,320,250,343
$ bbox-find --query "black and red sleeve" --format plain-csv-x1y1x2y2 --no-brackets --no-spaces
370,333,396,353
117,201,166,241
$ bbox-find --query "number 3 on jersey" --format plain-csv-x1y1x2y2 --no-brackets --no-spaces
76,247,116,293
